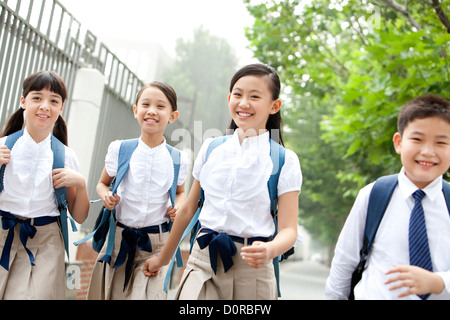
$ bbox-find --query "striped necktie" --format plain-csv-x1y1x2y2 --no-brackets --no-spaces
409,189,432,300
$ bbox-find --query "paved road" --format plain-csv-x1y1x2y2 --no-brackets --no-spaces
279,259,330,300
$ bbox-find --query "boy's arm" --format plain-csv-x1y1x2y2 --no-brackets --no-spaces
325,185,371,300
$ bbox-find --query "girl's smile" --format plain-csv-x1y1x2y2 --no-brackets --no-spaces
133,85,178,146
228,75,281,138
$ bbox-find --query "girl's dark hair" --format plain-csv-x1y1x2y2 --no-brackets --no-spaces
135,81,178,111
398,94,450,135
1,70,68,145
228,63,284,145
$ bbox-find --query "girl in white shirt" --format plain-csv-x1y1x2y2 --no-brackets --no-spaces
143,64,302,300
87,81,189,300
0,70,89,299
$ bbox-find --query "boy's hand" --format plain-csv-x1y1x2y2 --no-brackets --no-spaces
385,264,445,298
0,145,11,166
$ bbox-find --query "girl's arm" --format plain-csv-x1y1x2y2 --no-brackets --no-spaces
167,183,186,222
241,190,299,268
143,179,201,276
52,167,89,224
96,167,120,210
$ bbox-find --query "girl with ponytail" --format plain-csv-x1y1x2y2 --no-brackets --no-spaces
0,70,89,299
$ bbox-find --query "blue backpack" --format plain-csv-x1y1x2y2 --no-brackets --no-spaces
163,135,290,296
349,174,450,299
75,138,183,268
0,129,77,263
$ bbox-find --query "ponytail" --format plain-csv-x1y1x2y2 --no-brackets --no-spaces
1,108,25,137
53,115,68,146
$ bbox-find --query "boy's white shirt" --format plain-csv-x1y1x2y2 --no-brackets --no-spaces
325,167,450,300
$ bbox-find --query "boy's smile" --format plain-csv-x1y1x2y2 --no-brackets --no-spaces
393,116,450,189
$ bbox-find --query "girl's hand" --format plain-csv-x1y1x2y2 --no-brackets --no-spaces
167,205,177,222
385,264,445,298
241,241,274,268
0,145,11,166
143,256,162,276
52,167,86,190
101,191,120,210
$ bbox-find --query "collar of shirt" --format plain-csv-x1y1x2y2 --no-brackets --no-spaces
398,167,443,203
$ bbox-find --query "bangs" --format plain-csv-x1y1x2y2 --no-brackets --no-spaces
23,71,67,101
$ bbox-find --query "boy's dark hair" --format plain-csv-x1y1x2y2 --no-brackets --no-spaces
1,70,68,145
228,63,284,145
398,94,450,135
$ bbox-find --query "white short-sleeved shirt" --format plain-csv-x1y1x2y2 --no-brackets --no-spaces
105,138,189,228
193,130,302,238
0,129,80,218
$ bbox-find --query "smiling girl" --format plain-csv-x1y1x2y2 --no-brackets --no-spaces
86,81,189,300
0,70,89,299
143,64,302,300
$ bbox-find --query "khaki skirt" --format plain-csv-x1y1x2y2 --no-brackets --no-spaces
87,223,169,300
0,220,66,300
175,234,277,300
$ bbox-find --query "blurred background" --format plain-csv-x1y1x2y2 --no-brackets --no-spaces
0,0,448,299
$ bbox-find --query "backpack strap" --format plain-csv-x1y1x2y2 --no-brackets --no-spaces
268,139,286,217
349,174,399,300
165,144,184,271
268,139,286,297
166,144,180,208
98,138,140,263
443,180,450,213
51,135,78,263
0,129,25,192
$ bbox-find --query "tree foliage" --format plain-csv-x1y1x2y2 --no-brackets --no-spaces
162,27,238,133
244,0,450,247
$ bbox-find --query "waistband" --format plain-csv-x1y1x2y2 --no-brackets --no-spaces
0,210,58,271
113,221,170,290
197,228,272,275
116,221,170,234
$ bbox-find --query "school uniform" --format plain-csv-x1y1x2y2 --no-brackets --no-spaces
325,168,450,300
87,138,189,300
176,130,302,300
0,129,80,299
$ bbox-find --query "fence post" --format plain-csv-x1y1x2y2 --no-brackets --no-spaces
67,67,105,185
66,67,105,262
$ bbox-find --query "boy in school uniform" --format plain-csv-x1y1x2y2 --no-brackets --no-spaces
325,94,450,300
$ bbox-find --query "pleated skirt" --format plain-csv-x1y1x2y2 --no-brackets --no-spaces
175,237,277,300
0,221,66,299
86,224,169,300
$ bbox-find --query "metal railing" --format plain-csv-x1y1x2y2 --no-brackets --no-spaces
0,0,83,125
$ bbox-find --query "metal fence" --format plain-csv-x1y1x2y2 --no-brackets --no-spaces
0,0,83,125
0,0,148,231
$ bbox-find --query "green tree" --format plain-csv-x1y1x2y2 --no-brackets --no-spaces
244,0,450,250
163,26,238,133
